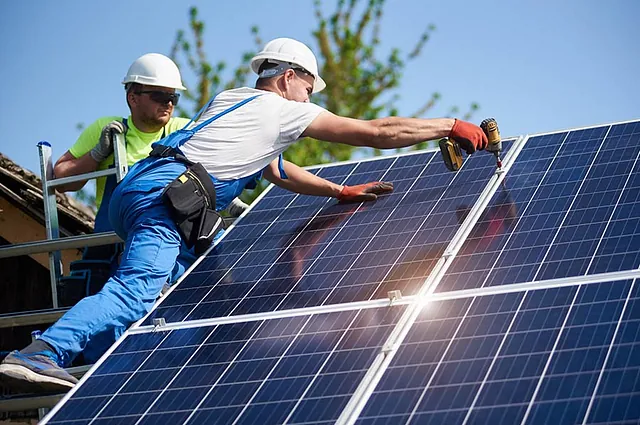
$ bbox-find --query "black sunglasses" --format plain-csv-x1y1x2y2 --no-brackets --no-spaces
135,90,180,106
292,67,314,79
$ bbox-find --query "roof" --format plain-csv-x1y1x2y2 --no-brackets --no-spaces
0,152,95,235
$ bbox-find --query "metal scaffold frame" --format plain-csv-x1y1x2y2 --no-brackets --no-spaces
0,134,127,322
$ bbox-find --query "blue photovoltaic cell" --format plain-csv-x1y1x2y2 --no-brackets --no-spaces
145,146,509,325
47,306,405,425
438,122,640,293
358,279,640,425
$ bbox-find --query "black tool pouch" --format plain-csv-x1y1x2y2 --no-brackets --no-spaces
161,162,224,255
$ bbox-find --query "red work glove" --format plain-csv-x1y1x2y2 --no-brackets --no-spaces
449,119,488,154
337,181,394,203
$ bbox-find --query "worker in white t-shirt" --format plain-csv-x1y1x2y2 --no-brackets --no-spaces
0,37,488,393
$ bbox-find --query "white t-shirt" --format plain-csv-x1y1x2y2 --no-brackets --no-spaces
180,87,326,180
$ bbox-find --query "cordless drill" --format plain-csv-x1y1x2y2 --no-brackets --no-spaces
439,118,502,171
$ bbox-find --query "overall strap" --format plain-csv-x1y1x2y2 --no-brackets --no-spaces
180,97,215,130
150,94,261,157
122,117,129,144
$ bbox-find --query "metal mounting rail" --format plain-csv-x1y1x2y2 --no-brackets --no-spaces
0,394,65,413
0,308,69,329
0,232,122,259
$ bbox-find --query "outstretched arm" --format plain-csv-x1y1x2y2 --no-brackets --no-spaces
303,112,487,153
263,159,393,202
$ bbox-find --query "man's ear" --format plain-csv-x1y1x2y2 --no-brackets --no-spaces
283,69,296,87
127,91,137,107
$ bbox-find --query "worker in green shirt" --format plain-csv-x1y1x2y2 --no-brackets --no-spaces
54,53,189,216
54,53,251,225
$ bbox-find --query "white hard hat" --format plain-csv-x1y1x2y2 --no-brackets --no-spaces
122,53,186,90
251,38,326,93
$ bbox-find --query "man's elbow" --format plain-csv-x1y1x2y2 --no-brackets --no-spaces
366,119,393,149
52,162,66,179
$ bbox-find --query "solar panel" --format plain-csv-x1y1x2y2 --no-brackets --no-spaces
438,122,640,293
42,120,640,424
357,279,639,425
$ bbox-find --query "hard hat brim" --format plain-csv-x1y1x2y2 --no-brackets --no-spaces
122,76,186,91
313,76,326,94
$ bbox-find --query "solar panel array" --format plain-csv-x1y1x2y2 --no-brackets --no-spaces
43,120,640,424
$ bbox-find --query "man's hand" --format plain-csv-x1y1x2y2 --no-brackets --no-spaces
90,120,127,162
449,119,488,154
337,181,394,203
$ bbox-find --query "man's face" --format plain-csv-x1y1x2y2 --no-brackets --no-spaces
282,70,314,103
129,84,178,128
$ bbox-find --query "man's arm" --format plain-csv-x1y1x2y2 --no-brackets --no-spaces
53,151,101,192
263,159,393,202
303,112,487,153
53,120,126,192
263,159,343,197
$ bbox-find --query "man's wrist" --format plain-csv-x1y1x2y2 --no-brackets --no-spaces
444,118,456,137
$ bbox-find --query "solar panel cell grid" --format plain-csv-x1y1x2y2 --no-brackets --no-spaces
145,147,506,326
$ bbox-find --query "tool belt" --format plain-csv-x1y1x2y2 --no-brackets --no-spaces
149,145,224,255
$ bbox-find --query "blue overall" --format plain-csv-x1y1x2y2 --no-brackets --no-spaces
81,121,196,363
90,120,193,284
41,95,276,366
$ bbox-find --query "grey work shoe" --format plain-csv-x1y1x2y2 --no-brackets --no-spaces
0,350,78,393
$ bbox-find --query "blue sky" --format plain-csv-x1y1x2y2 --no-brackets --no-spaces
1,0,639,176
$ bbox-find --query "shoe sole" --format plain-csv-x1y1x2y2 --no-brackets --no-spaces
0,363,75,393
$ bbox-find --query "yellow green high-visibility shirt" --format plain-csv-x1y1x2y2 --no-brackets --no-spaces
69,116,190,208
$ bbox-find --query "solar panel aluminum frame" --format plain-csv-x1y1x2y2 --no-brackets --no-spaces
524,117,640,138
136,268,640,336
129,296,415,334
421,268,640,306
